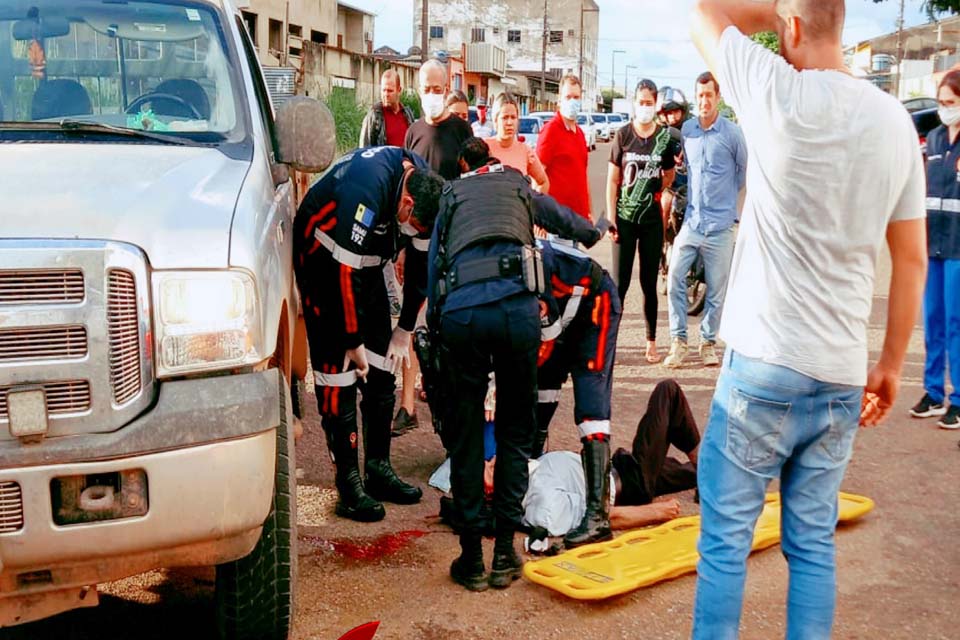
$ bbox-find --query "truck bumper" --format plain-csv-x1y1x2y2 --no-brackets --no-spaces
0,370,283,623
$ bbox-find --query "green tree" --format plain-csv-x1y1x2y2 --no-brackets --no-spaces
601,88,624,111
751,31,779,53
873,0,957,14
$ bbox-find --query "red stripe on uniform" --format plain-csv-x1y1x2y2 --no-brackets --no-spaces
593,292,611,372
340,264,358,334
304,201,337,238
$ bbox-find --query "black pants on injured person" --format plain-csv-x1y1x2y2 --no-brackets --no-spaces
610,379,700,509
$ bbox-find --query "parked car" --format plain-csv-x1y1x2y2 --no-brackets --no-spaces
606,113,628,133
0,0,335,635
576,114,598,151
519,116,544,150
912,106,941,155
586,113,612,141
528,110,556,126
903,97,938,113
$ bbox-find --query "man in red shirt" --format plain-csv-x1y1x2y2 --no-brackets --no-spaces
536,74,591,220
359,69,415,148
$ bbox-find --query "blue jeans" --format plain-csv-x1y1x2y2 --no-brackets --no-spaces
668,224,735,343
693,350,862,640
923,257,960,406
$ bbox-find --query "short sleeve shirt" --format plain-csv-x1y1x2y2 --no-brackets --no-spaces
714,26,925,386
405,115,474,180
609,124,679,225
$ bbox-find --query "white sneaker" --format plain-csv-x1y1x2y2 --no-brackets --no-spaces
700,342,720,367
664,339,688,369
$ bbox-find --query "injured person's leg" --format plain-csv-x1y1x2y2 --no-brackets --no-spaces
611,379,701,509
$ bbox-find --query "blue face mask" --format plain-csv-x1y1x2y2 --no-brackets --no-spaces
559,98,581,120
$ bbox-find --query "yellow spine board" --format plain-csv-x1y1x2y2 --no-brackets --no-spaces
522,492,875,600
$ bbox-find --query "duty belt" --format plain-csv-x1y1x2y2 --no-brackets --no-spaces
442,253,523,295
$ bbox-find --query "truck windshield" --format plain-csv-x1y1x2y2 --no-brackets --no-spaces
0,0,242,142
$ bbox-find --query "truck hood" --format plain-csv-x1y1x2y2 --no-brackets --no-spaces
0,144,251,269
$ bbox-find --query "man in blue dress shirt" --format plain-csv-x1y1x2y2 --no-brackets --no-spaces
665,71,747,368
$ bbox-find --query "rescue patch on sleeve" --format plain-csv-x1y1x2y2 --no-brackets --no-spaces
354,203,376,228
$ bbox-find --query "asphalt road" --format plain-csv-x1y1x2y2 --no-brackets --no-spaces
14,141,960,640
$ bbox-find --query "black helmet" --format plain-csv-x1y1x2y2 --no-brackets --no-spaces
658,87,688,115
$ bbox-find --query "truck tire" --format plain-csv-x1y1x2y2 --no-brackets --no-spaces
215,375,297,640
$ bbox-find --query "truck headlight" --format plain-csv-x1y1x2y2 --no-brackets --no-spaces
152,271,262,377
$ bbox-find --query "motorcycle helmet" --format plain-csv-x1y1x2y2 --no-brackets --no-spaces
658,87,689,118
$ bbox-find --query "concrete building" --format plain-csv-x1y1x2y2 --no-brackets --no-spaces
412,0,600,108
845,14,960,100
240,0,374,67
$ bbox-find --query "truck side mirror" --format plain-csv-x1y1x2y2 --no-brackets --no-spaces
275,96,336,174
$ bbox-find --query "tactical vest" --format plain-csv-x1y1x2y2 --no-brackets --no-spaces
440,168,535,260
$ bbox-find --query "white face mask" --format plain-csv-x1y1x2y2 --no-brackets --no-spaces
939,105,960,127
399,219,420,237
635,106,657,125
559,98,581,120
420,93,445,120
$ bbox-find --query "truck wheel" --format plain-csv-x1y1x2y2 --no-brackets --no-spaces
215,375,297,640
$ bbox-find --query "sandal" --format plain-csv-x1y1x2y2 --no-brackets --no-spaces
646,342,662,364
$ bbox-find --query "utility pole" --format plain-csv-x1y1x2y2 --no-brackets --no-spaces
611,49,624,102
541,0,548,110
421,0,429,63
625,64,637,99
578,1,584,81
895,0,905,97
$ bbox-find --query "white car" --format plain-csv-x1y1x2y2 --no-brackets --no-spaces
586,113,612,141
576,114,598,151
518,116,544,150
606,113,628,134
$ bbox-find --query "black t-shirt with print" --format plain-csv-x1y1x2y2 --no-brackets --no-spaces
609,124,680,225
404,114,474,180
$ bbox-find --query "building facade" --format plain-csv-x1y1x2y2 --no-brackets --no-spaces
241,0,374,67
412,0,600,108
845,15,960,100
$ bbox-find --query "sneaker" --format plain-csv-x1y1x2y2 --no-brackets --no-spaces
664,339,688,369
937,405,960,430
700,341,720,367
910,393,948,419
391,407,419,437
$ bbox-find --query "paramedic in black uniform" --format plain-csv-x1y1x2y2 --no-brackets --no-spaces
293,146,443,523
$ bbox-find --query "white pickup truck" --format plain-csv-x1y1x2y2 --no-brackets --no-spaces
0,1,333,637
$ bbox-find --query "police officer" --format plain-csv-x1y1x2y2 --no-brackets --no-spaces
293,146,443,522
533,238,622,547
428,137,604,591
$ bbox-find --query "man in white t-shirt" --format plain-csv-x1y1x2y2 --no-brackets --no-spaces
689,1,928,638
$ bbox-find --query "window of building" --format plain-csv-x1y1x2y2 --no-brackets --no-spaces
430,26,443,39
471,28,485,43
311,30,328,44
268,18,283,54
289,24,302,38
549,30,563,44
241,11,257,45
507,29,520,43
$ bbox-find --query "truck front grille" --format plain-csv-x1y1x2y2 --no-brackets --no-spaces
0,482,24,533
0,325,87,362
0,269,84,305
107,270,141,405
0,380,91,420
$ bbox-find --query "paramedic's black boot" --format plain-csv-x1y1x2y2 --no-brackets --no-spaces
563,437,613,548
450,532,488,592
363,393,423,505
329,426,385,523
364,458,423,504
489,526,523,589
531,402,559,458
